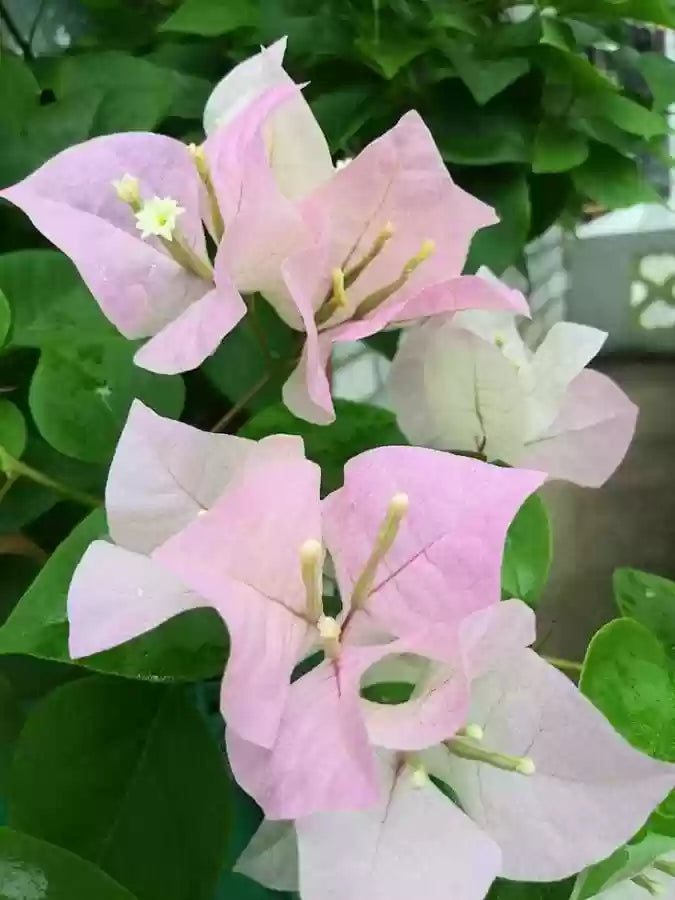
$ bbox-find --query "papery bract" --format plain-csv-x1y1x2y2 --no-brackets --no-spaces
419,626,675,881
0,78,312,376
294,752,502,900
203,37,334,201
221,448,544,817
67,401,309,746
277,115,529,424
389,303,638,486
152,440,323,748
324,445,546,634
0,132,246,374
235,756,502,900
236,599,675,900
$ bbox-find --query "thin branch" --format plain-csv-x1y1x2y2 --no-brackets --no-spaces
542,655,583,675
0,447,101,509
247,295,272,363
0,2,32,58
211,372,273,433
28,0,47,50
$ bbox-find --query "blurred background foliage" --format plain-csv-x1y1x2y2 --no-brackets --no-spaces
2,0,675,271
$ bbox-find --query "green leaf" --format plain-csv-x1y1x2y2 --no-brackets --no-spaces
0,676,23,803
444,44,530,105
356,36,428,80
487,877,575,900
29,340,184,464
54,53,212,127
572,833,675,900
613,568,675,657
0,401,26,460
240,399,407,493
540,18,576,52
0,251,111,349
533,122,589,173
639,53,675,111
537,45,618,94
0,291,10,350
9,677,230,900
430,88,532,165
0,54,40,134
23,92,103,164
204,297,297,416
488,12,542,50
465,169,531,272
160,0,260,35
576,93,667,140
364,330,400,361
0,510,227,682
501,493,552,608
311,87,378,151
0,827,138,899
572,145,662,210
217,774,294,900
581,618,675,762
555,0,675,28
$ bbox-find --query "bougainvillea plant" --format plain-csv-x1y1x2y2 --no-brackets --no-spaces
0,36,673,900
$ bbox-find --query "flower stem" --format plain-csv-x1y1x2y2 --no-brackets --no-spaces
542,655,583,674
0,447,101,509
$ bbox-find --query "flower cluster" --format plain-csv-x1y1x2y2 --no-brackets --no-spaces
67,402,673,900
0,38,528,425
5,36,670,900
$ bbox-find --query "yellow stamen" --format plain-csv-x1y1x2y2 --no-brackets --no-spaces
353,239,436,319
402,239,435,277
315,269,349,327
446,735,536,775
344,222,395,288
188,141,225,242
300,539,324,623
351,492,409,610
331,268,348,308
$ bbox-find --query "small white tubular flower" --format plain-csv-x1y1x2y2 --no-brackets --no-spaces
135,197,185,241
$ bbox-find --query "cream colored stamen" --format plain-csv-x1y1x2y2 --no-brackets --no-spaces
457,723,484,741
350,492,409,611
317,615,341,659
188,142,225,242
300,539,324,623
446,735,536,775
